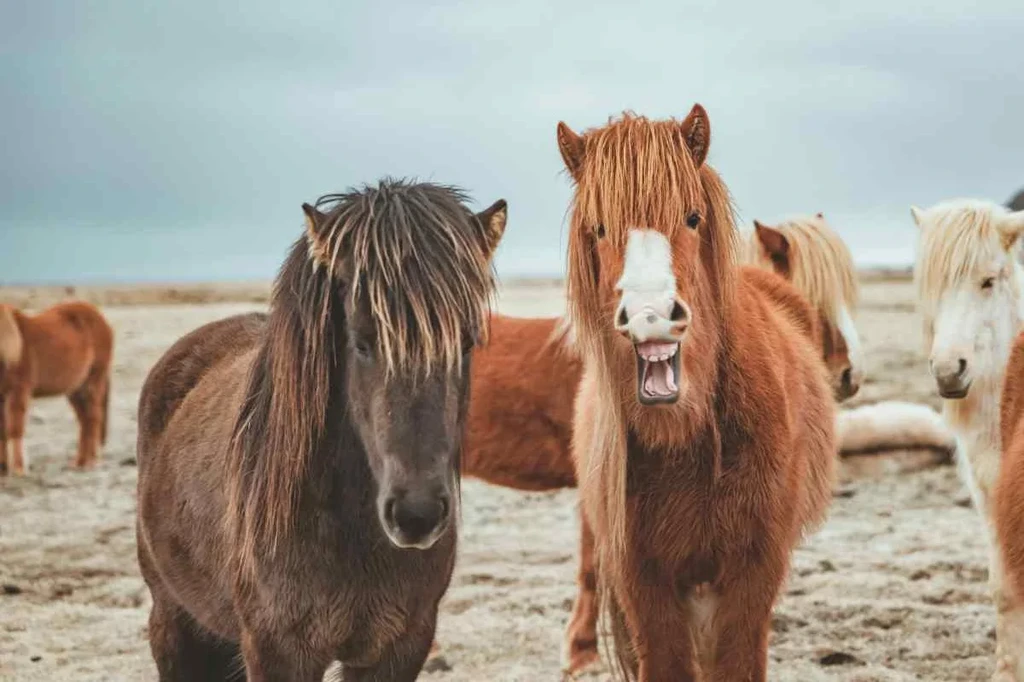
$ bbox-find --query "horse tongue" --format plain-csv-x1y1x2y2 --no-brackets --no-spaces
643,359,677,396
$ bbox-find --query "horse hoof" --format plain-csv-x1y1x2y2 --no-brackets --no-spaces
562,639,600,677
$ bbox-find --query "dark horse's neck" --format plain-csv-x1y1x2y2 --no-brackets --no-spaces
230,240,379,554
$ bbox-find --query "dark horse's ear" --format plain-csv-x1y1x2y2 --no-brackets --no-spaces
474,199,508,260
816,211,825,220
679,103,711,167
303,202,333,266
754,220,789,260
556,122,586,181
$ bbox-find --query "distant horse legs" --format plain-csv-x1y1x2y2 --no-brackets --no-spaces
69,371,107,469
563,509,600,674
148,596,243,682
0,395,7,475
341,615,437,682
4,388,29,475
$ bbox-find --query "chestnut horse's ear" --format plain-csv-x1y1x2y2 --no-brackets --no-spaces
679,103,711,167
474,199,508,260
556,122,586,181
910,205,925,227
754,220,789,259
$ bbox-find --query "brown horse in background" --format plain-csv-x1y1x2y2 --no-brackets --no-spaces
0,301,113,475
135,180,507,681
555,106,835,680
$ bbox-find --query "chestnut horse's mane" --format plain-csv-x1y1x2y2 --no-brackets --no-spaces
0,305,23,365
228,180,497,557
745,215,858,327
564,112,738,567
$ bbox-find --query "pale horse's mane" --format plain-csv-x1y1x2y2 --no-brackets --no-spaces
744,214,858,329
914,198,1024,349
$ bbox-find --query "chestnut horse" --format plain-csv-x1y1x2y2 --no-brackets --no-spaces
461,210,952,676
913,199,1024,681
996,331,1024,682
135,180,507,681
0,301,113,475
553,106,835,680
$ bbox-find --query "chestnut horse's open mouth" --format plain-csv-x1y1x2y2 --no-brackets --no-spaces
634,341,680,405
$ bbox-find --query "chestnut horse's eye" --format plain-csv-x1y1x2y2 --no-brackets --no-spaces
596,224,606,239
686,212,701,229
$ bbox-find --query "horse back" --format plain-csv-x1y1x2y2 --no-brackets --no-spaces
462,315,582,490
137,312,266,457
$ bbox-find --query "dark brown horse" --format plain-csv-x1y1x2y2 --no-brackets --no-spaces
135,180,507,681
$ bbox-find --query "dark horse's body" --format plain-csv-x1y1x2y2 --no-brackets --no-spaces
136,180,508,681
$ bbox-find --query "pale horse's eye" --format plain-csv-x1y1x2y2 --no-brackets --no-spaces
981,277,996,291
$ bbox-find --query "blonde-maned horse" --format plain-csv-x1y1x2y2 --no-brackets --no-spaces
0,301,113,475
912,198,1024,681
556,105,836,681
745,213,863,400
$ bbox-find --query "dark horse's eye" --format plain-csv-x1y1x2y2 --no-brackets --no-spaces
461,336,476,355
686,212,701,229
596,224,606,239
354,338,373,358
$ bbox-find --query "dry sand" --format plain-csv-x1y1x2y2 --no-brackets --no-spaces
0,277,998,681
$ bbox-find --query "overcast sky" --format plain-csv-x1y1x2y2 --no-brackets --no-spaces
1,0,1021,283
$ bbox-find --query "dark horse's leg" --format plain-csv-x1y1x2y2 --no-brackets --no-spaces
240,629,328,682
341,615,437,682
148,596,244,682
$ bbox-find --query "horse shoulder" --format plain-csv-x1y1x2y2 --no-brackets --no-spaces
138,313,265,451
738,266,822,348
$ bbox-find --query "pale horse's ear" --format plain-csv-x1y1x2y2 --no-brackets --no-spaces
474,199,508,262
754,220,789,261
999,210,1024,252
910,205,925,227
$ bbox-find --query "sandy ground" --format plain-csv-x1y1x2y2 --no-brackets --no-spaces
0,277,999,681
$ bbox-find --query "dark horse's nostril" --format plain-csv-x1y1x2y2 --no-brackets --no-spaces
958,358,967,376
438,495,450,520
384,498,397,526
670,300,688,323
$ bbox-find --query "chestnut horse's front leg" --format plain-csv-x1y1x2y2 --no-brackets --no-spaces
5,388,29,475
241,629,327,682
617,578,698,682
563,507,601,674
708,570,780,682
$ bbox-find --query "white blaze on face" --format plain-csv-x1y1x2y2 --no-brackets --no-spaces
836,303,864,383
616,229,678,341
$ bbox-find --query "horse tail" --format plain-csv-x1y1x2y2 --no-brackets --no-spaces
0,307,24,367
837,400,956,458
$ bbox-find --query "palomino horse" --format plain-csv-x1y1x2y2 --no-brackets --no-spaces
555,105,835,680
135,180,507,681
0,301,113,475
745,213,863,400
912,198,1024,681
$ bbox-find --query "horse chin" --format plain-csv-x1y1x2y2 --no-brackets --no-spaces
380,522,448,551
634,344,682,406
